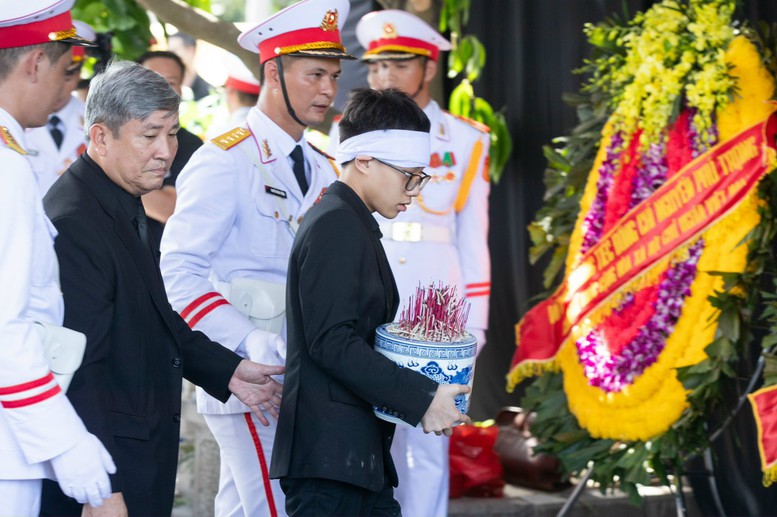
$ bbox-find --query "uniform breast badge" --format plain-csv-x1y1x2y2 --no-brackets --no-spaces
265,185,287,198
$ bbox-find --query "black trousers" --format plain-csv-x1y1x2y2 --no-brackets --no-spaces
280,477,402,517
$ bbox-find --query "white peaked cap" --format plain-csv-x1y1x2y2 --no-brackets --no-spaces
237,0,355,64
356,9,451,62
224,54,260,95
0,0,92,49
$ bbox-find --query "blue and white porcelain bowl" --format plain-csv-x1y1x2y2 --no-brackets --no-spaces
373,323,477,426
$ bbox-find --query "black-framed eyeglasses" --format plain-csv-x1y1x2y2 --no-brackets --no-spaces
374,158,431,191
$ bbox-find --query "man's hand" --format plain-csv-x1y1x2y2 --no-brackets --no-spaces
420,384,472,437
49,433,115,507
228,359,284,425
82,492,128,517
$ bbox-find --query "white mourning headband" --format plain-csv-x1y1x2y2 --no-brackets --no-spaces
335,129,431,168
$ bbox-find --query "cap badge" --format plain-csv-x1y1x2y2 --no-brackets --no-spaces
320,9,339,32
382,22,398,39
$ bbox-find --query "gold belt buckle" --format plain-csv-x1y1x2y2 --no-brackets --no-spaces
391,222,422,242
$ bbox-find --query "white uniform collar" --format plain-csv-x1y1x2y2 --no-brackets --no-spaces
423,100,450,142
250,107,307,163
51,96,85,127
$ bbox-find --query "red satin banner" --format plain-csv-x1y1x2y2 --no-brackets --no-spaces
748,385,777,486
510,114,777,379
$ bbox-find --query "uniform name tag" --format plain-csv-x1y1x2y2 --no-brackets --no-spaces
265,185,287,198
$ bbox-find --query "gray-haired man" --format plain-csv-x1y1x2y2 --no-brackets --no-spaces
40,60,285,517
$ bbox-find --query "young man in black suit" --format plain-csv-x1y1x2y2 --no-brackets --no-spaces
271,88,471,516
40,60,284,517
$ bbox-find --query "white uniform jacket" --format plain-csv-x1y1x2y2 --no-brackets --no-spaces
0,108,89,479
160,107,339,414
25,96,87,195
376,101,491,342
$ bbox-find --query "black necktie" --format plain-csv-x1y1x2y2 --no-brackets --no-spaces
290,145,309,196
49,115,63,149
135,198,149,247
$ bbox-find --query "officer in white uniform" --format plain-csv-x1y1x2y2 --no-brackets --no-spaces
342,10,492,517
160,1,353,515
25,20,94,195
0,2,114,514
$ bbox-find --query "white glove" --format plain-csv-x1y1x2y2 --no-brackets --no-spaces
244,329,286,382
50,432,116,507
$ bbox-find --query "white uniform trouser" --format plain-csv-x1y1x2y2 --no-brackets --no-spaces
391,426,449,517
204,412,286,517
0,479,42,517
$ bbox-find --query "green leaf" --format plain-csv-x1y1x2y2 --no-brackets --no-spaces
622,481,644,505
763,354,777,386
716,310,740,341
543,145,572,172
543,247,567,289
762,333,777,349
705,337,736,361
614,444,647,469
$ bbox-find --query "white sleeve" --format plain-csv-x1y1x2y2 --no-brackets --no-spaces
160,145,256,352
0,152,88,463
456,130,491,338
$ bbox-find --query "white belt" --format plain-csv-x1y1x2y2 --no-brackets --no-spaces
379,222,452,243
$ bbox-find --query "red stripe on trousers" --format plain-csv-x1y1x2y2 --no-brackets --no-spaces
243,412,278,517
466,290,490,297
187,299,229,329
1,385,61,408
180,292,222,320
0,372,55,396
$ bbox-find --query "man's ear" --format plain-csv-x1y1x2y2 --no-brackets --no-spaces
354,156,372,175
19,49,45,83
88,124,109,156
263,59,280,90
424,59,437,83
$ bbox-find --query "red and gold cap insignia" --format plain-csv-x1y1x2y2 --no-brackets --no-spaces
320,9,338,32
382,22,398,39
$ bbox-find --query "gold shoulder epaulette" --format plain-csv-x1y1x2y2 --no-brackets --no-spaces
307,142,335,160
444,111,491,134
211,127,251,150
0,126,27,155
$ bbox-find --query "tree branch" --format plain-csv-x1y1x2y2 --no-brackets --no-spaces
136,0,261,77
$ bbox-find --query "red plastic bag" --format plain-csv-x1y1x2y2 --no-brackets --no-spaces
449,424,505,498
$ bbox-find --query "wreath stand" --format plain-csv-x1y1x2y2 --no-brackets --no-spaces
555,354,767,517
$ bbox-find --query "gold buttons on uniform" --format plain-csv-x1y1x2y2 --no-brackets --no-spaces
274,211,279,219
399,257,407,264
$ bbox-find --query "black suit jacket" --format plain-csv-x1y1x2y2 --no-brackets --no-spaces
270,181,437,492
40,154,242,516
